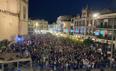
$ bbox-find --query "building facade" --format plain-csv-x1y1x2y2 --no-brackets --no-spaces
56,16,73,34
72,8,116,48
0,0,28,40
72,7,93,36
48,22,62,33
28,19,48,34
93,13,116,45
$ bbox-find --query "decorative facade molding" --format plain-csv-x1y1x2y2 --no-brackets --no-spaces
0,9,18,16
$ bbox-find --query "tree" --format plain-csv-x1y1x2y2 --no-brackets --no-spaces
83,38,94,46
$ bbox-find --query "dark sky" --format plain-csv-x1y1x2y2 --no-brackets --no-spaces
29,0,116,23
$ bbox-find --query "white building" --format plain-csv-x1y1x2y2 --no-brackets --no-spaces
56,16,73,33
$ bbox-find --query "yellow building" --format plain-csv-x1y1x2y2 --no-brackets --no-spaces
28,19,48,34
0,0,28,40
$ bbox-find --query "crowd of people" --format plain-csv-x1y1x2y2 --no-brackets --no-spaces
0,34,116,71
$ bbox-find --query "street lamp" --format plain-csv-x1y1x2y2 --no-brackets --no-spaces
92,13,100,19
35,22,39,27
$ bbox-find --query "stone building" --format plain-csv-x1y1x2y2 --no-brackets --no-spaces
0,0,28,40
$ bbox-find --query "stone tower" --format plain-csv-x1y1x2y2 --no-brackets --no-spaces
81,6,90,18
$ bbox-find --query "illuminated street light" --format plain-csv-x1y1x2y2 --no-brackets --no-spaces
77,35,81,38
35,22,39,27
92,38,95,41
92,13,100,18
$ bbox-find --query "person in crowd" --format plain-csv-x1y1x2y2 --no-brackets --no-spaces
0,34,115,71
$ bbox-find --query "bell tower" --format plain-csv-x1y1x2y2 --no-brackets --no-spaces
81,6,89,18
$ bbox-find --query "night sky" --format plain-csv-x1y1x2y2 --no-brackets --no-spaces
29,0,116,23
